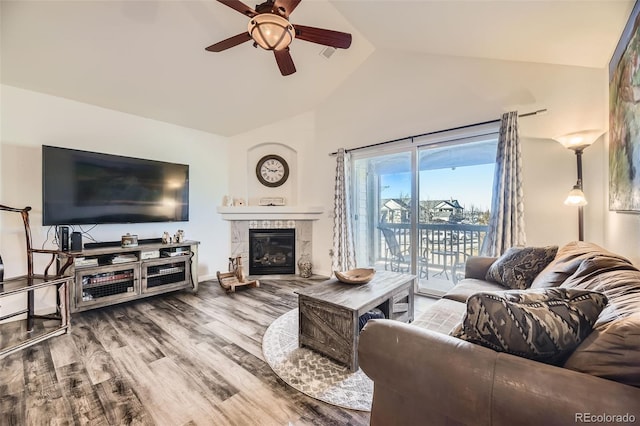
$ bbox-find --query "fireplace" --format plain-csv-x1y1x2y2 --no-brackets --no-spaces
249,228,296,275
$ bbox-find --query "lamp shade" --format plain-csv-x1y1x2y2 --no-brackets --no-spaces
248,14,295,51
554,129,604,151
564,185,588,206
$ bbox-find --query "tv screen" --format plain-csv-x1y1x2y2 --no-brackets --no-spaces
42,145,189,225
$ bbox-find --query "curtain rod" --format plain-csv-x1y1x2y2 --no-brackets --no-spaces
328,108,547,156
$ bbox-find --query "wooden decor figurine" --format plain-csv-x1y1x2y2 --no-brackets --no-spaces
216,255,260,293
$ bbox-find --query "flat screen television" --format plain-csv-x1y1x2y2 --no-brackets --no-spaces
42,145,189,225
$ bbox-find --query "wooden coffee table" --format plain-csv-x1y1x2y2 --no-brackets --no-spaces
296,271,415,371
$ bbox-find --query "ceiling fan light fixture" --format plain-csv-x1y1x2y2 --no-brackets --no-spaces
248,13,295,51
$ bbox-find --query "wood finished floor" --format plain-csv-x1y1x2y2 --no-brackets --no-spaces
0,278,434,426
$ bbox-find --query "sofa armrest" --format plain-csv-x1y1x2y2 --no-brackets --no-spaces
359,319,640,426
465,256,497,279
492,352,640,426
359,319,498,426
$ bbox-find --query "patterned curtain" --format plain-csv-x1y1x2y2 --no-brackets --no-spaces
481,111,526,256
331,148,356,272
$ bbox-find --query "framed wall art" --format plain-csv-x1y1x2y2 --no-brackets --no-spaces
609,1,640,212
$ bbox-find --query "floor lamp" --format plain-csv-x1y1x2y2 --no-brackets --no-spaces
554,130,604,241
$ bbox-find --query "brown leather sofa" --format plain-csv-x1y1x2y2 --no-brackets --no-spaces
359,242,640,425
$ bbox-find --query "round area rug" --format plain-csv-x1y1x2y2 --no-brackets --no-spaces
262,309,373,411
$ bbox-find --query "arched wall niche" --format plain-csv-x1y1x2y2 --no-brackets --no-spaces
247,142,298,206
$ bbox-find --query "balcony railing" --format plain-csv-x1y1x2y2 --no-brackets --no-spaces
377,222,488,282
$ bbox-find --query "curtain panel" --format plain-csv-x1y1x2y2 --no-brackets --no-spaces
482,111,526,256
331,148,356,272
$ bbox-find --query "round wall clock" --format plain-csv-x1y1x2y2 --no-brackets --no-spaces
256,154,290,187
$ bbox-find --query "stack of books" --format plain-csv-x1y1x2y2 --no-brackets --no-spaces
162,247,189,257
89,272,133,284
111,254,138,264
75,257,99,267
157,266,183,275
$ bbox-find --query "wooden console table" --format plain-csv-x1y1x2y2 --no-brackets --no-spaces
58,240,199,312
296,271,415,371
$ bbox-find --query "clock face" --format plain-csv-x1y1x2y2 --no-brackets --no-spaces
256,155,289,187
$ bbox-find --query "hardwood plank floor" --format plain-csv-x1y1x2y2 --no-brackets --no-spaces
3,277,428,425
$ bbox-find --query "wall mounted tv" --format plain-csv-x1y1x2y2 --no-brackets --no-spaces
42,145,189,225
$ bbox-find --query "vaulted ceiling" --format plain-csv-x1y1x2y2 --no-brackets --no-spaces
1,1,634,137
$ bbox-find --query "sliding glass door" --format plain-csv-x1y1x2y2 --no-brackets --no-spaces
417,140,495,295
352,133,496,297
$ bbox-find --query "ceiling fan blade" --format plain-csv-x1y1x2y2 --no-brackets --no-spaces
273,0,302,18
216,0,257,17
205,32,252,52
294,25,352,49
274,49,296,76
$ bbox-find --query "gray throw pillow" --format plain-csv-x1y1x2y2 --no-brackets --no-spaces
450,288,608,365
485,246,558,289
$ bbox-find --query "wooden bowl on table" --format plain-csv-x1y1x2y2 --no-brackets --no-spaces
334,268,376,284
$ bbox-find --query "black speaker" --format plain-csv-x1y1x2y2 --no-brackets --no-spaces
58,226,70,251
71,231,82,251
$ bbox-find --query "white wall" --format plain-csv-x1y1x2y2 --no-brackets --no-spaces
605,204,640,265
226,49,617,275
228,111,317,206
4,46,635,290
314,50,613,270
1,85,231,286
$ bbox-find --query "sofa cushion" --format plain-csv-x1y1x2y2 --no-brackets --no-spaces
564,313,640,388
531,241,636,289
450,288,608,365
561,265,640,328
412,298,466,334
485,246,558,290
463,256,498,280
443,278,506,303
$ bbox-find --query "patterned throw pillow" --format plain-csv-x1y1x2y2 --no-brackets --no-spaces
486,246,558,289
450,288,608,365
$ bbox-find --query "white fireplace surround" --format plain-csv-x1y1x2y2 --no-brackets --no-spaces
218,206,324,277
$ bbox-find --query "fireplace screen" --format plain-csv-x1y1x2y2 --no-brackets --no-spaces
249,228,295,275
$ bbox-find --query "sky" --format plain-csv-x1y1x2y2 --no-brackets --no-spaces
381,163,495,211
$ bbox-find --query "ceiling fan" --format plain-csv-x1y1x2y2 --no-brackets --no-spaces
205,0,352,76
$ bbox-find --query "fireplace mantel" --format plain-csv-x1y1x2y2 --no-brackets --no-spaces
217,206,324,221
